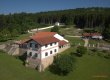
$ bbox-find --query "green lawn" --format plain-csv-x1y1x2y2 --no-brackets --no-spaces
15,33,32,40
59,26,82,36
65,37,84,46
0,49,110,80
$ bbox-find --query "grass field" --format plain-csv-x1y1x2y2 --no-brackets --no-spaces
59,26,82,36
65,37,84,46
0,49,110,80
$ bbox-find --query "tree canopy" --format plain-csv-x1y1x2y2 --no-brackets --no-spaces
0,7,110,41
50,54,75,75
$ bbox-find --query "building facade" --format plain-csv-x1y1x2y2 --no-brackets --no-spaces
23,32,70,71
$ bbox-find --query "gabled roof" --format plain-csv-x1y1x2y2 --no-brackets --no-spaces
31,32,59,45
32,36,59,45
21,32,69,46
33,32,56,38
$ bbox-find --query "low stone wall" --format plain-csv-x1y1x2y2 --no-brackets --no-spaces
0,44,6,50
58,44,70,53
26,58,41,69
41,55,54,71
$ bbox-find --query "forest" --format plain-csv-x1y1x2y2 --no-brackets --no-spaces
0,7,110,42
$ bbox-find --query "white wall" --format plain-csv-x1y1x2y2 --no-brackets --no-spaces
41,42,59,59
92,36,103,39
54,34,68,42
27,49,41,59
41,47,58,59
27,40,41,59
41,42,58,51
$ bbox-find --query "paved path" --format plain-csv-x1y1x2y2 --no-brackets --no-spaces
28,25,65,33
66,35,81,38
28,26,54,33
83,39,89,47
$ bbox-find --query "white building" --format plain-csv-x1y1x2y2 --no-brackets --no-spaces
55,22,60,26
23,32,70,71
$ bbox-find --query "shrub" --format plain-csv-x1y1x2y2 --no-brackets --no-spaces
50,54,75,76
76,46,87,56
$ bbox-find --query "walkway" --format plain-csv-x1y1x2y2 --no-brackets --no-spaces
83,39,89,47
28,26,54,33
66,35,81,38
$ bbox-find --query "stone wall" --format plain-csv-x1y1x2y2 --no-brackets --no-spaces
19,48,27,55
41,55,54,71
0,44,6,50
58,43,70,53
26,58,41,69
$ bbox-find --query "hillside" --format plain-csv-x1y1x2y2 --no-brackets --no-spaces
0,49,110,80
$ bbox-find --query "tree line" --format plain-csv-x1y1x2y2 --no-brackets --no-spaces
0,7,110,41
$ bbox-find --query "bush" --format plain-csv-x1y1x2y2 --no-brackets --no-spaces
49,54,75,76
76,46,87,56
104,54,110,59
51,26,59,33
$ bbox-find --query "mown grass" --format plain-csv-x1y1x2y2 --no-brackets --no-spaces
0,50,110,80
59,26,82,36
65,37,84,46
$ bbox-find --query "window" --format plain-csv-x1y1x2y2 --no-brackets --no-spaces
32,53,38,59
50,51,52,54
45,44,48,48
50,43,52,46
29,52,32,57
59,46,61,49
30,43,32,47
54,49,57,52
45,52,48,56
34,53,38,57
35,44,38,48
54,42,56,45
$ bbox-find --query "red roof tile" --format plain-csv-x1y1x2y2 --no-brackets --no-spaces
32,37,59,45
59,40,68,46
33,32,56,38
82,33,101,37
30,32,59,45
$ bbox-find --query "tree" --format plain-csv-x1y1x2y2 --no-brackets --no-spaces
76,46,87,56
11,29,19,38
0,28,11,41
51,26,59,33
51,54,75,75
103,24,110,40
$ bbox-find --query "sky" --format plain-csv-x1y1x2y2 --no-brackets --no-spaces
0,0,110,14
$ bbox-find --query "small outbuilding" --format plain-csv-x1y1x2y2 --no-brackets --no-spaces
55,22,60,26
82,33,103,39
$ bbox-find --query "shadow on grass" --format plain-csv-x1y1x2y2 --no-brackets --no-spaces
18,52,27,65
70,52,83,57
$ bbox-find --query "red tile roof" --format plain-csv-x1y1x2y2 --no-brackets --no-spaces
59,40,68,46
82,33,101,37
32,37,59,45
33,32,56,38
22,32,69,46
31,32,59,45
